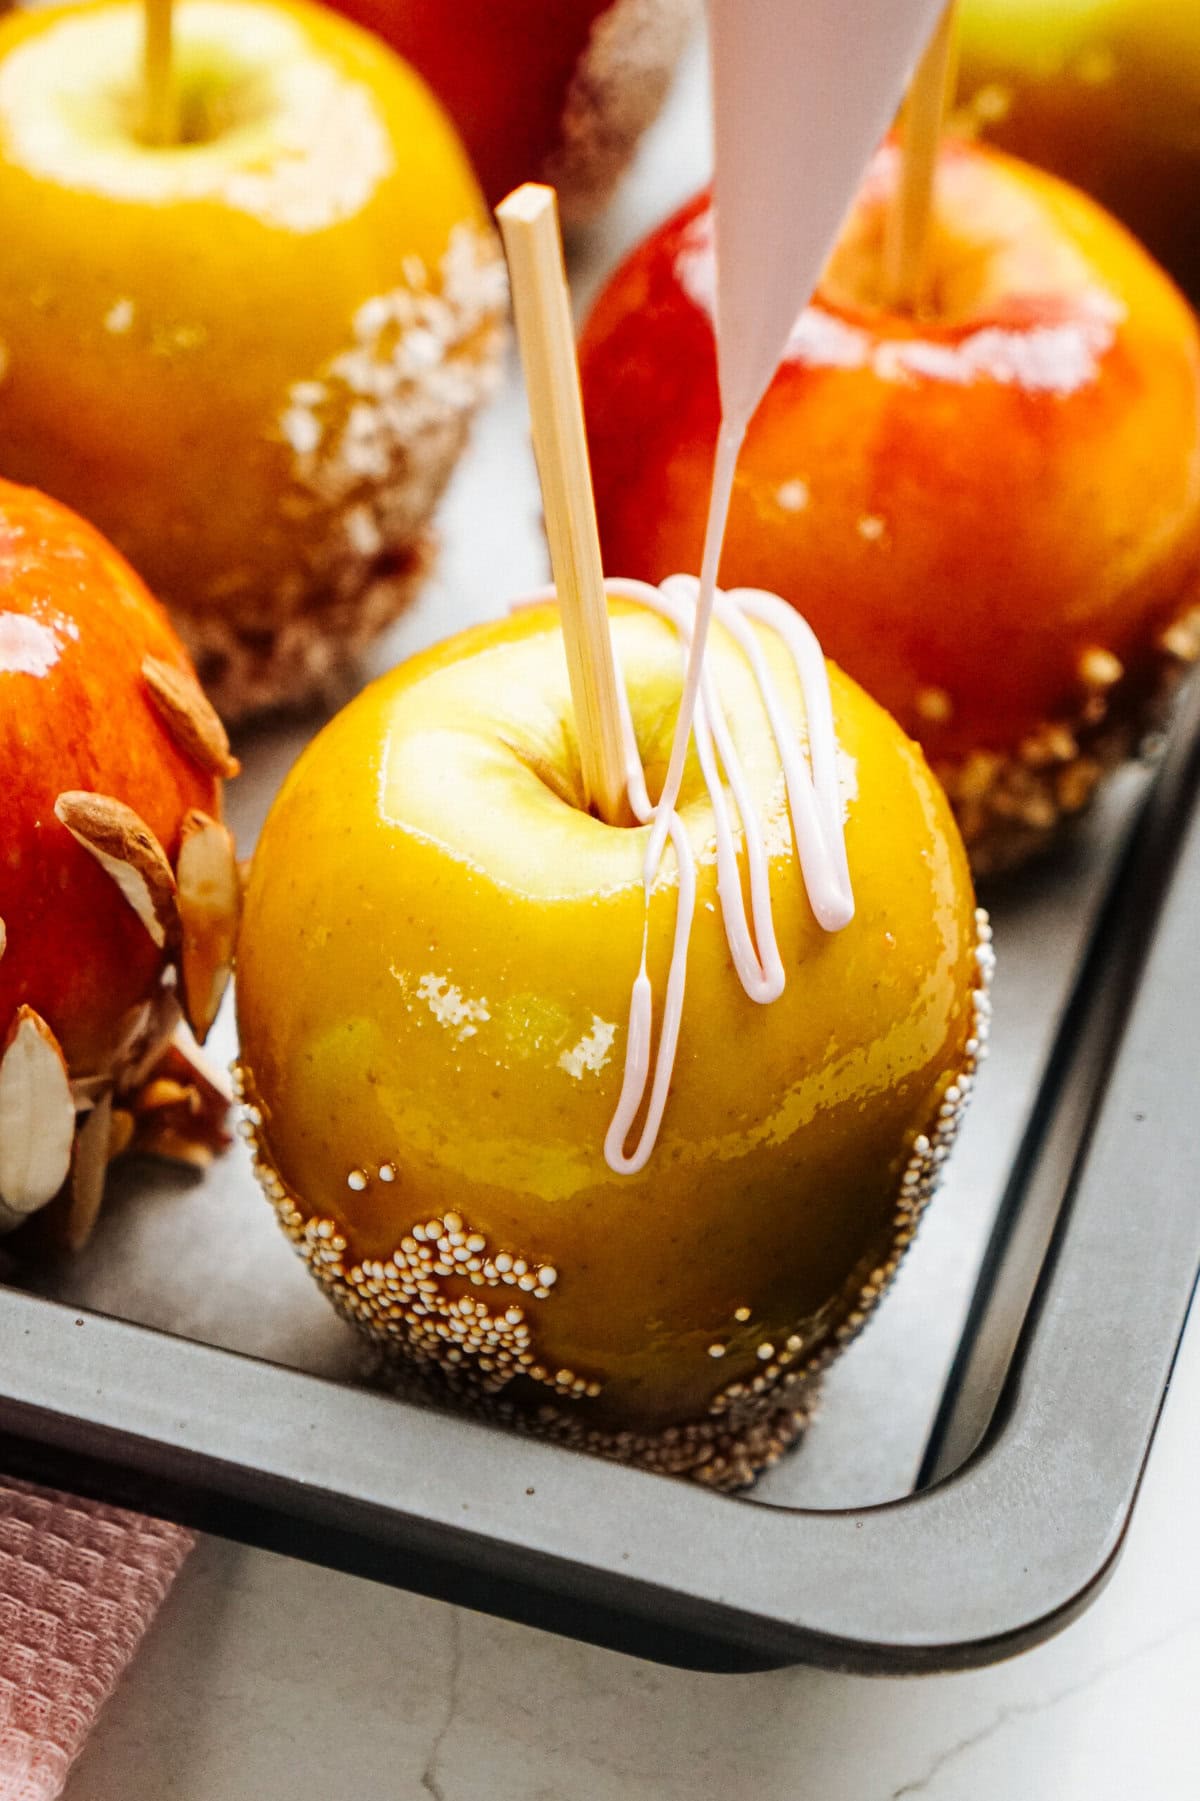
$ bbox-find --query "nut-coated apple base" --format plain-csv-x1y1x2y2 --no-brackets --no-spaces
178,538,433,723
546,0,699,226
944,606,1200,876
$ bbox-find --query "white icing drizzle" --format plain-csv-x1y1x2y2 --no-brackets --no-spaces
617,0,944,1170
524,570,854,1175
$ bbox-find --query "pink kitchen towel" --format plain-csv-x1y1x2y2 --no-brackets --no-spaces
0,1480,191,1800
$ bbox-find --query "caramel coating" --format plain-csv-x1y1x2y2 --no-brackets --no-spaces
0,478,220,1074
957,0,1200,303
0,0,505,717
236,601,984,1477
579,141,1200,870
326,0,697,222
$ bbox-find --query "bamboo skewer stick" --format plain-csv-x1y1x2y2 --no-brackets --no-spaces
496,183,629,827
883,0,961,313
143,0,179,147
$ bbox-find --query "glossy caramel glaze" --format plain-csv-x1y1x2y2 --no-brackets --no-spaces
236,601,981,1454
325,0,696,222
579,141,1200,861
328,0,612,205
0,0,503,716
0,479,219,1074
958,0,1200,304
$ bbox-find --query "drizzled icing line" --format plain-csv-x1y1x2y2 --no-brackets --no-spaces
523,575,854,1175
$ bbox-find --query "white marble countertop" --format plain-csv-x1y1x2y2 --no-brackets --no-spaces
48,26,1200,1800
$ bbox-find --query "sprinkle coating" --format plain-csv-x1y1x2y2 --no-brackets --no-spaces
238,913,992,1490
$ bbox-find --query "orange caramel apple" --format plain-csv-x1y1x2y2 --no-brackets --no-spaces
0,0,505,720
579,140,1200,872
325,0,697,222
0,478,238,1245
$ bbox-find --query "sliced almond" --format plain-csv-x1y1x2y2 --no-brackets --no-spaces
142,656,240,779
55,791,179,950
0,1006,76,1225
136,1077,197,1114
132,1123,219,1171
65,1089,114,1252
114,990,184,1097
0,918,6,961
166,1022,235,1108
69,1072,114,1113
128,1023,232,1171
109,1107,135,1161
176,809,239,1042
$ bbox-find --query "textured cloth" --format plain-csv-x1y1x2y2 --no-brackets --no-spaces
0,1480,192,1800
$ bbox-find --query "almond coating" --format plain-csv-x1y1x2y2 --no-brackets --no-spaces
0,478,235,1235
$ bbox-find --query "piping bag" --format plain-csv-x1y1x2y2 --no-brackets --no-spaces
647,0,949,864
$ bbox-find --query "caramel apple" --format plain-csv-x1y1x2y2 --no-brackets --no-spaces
579,140,1200,872
235,586,989,1487
957,0,1200,303
0,0,505,718
325,0,697,222
0,478,238,1246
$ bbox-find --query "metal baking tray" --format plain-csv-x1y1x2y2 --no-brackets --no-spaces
2,688,1198,1674
1,37,1198,1673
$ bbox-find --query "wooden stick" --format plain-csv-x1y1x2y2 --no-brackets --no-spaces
496,183,628,826
143,0,178,147
883,1,960,313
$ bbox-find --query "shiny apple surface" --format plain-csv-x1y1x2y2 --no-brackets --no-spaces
324,0,696,220
0,479,220,1074
0,0,504,716
958,0,1200,302
580,142,1200,868
236,599,983,1478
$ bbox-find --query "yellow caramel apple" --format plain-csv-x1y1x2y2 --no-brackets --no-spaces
235,594,988,1488
0,0,505,718
957,0,1200,304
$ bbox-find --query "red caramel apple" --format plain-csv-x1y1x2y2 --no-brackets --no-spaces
0,0,505,719
0,479,238,1246
579,140,1200,872
326,0,696,222
235,587,989,1488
